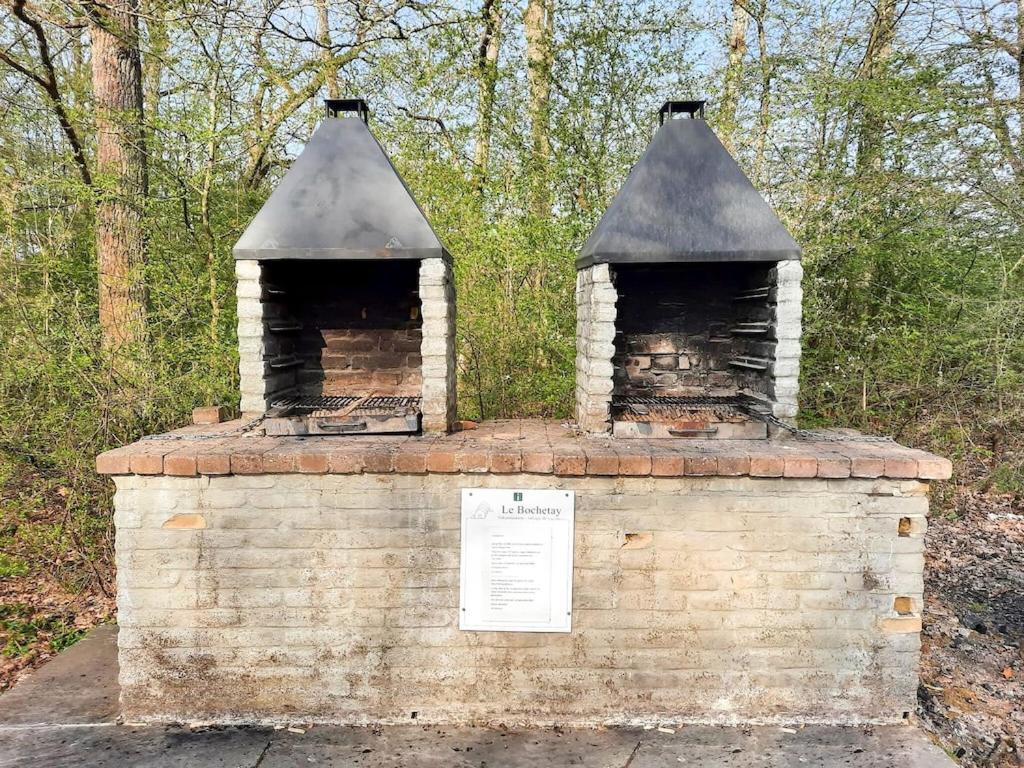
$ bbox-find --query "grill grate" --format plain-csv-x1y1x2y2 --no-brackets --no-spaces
611,394,767,422
271,395,421,414
264,393,421,435
614,395,756,407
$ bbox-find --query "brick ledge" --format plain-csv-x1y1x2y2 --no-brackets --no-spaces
96,419,952,481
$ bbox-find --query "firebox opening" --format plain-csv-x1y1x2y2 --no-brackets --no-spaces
612,262,774,401
259,260,422,403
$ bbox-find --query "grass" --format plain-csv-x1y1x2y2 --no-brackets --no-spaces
0,603,85,658
0,554,28,578
989,462,1024,494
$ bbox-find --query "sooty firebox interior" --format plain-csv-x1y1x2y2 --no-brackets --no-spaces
613,262,774,399
260,260,423,401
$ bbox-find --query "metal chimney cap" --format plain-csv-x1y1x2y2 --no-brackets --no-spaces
578,116,800,269
325,98,369,123
659,100,707,123
233,117,448,261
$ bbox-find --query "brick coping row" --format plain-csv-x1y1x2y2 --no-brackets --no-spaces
96,419,952,481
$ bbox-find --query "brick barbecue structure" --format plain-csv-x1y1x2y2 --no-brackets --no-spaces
234,99,455,434
99,98,952,727
100,422,949,725
576,101,801,437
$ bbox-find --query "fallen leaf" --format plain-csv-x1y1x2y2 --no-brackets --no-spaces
1001,666,1014,680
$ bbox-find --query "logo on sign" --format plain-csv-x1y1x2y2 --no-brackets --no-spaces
514,492,523,501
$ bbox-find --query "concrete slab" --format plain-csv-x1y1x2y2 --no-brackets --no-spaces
0,623,118,726
0,725,273,768
256,725,642,767
626,725,954,767
0,627,957,767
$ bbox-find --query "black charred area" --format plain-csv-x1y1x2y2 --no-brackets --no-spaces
611,263,773,398
261,260,423,399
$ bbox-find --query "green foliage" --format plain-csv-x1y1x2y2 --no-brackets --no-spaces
989,463,1024,495
452,214,577,419
0,555,29,579
0,604,86,658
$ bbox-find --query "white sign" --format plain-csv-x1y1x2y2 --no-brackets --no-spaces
459,489,575,633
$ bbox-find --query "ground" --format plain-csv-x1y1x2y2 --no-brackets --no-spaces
0,454,114,693
0,627,956,767
0,576,111,691
0,477,1020,765
919,489,1024,767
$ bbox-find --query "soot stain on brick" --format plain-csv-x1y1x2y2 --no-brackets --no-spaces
622,532,653,549
194,527,219,611
861,567,885,591
134,631,311,720
495,649,514,695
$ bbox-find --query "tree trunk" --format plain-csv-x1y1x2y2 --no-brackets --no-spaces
89,0,148,353
719,0,749,151
1017,0,1023,124
1011,0,1024,190
199,22,225,344
524,0,553,216
317,0,340,99
752,1,772,184
473,0,502,193
856,0,897,174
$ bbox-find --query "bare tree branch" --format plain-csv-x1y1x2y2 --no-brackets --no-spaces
5,0,92,185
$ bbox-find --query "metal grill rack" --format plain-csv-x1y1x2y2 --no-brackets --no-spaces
271,395,421,415
265,395,422,435
613,394,764,417
610,394,770,439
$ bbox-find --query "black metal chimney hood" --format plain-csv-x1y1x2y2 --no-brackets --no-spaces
234,99,448,261
577,100,800,269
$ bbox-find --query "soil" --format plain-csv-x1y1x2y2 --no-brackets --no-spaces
919,489,1024,766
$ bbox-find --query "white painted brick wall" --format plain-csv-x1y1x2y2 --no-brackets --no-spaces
575,265,617,433
770,261,803,421
115,473,927,726
419,258,456,432
235,260,267,414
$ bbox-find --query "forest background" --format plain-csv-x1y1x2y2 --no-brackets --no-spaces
0,0,1022,751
